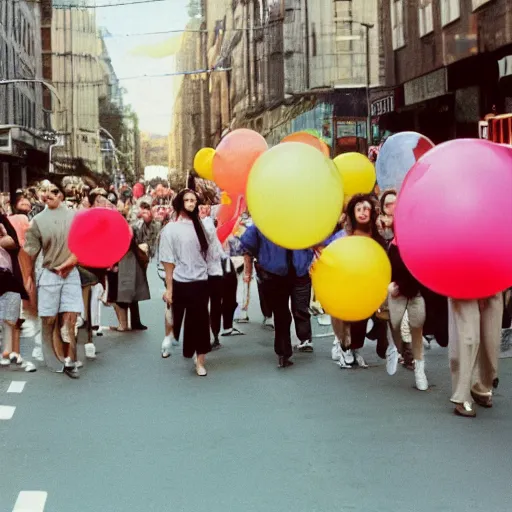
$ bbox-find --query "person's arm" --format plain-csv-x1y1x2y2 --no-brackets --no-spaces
163,262,175,304
0,224,16,250
20,219,42,285
54,253,79,279
243,254,254,283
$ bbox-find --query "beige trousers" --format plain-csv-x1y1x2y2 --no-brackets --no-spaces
388,293,426,361
448,294,503,404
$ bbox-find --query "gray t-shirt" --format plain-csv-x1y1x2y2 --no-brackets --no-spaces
24,203,75,269
159,217,221,282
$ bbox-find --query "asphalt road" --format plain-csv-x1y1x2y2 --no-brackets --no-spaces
1,269,512,512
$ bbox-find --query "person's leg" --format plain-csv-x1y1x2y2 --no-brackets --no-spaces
181,281,210,375
263,275,293,365
171,281,186,354
331,317,354,367
471,293,503,405
350,319,369,368
291,274,313,352
208,276,222,345
129,302,146,330
449,298,480,417
407,294,428,390
388,294,407,354
256,267,273,319
81,285,96,359
221,268,239,332
113,304,129,331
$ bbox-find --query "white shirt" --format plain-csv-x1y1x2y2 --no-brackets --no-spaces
159,216,222,282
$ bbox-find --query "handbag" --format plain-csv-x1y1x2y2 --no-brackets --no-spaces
77,266,100,288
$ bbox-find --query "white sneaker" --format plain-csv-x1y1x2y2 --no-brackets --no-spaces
414,359,429,391
386,345,399,376
0,357,10,367
354,351,368,368
236,310,249,323
75,361,84,369
32,346,44,362
9,352,23,365
84,343,97,360
263,317,275,330
161,337,172,358
297,340,314,353
64,357,75,368
331,339,342,361
22,361,37,373
341,348,355,365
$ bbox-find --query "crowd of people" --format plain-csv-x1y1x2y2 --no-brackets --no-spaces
0,173,511,419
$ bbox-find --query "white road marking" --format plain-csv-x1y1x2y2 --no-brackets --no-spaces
0,405,16,420
7,381,26,393
12,491,48,512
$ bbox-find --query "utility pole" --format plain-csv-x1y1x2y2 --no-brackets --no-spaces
361,22,374,147
200,0,211,148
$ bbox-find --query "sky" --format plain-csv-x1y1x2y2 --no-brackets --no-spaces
96,0,191,135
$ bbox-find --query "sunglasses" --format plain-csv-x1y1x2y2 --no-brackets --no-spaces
49,188,60,195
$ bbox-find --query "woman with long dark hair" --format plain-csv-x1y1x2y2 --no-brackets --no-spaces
159,189,216,376
331,194,389,369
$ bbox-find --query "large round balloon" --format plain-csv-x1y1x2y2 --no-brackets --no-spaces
213,130,268,196
282,132,330,156
395,139,512,299
376,132,434,191
333,152,376,200
247,142,343,249
68,208,132,268
194,147,216,181
312,236,391,321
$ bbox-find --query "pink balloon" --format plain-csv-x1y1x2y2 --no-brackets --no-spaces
213,129,268,196
133,183,144,199
395,139,512,299
216,196,246,244
68,208,132,268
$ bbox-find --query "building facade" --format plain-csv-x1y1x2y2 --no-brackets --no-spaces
0,0,53,198
50,0,103,174
202,0,383,157
378,0,512,143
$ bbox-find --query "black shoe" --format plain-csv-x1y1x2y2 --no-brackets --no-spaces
131,324,148,331
278,356,294,368
63,366,80,379
211,339,223,350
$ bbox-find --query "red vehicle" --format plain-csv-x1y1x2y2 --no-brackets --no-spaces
479,113,512,145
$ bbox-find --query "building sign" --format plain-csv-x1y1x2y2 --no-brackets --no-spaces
404,68,447,106
371,95,394,116
498,55,512,80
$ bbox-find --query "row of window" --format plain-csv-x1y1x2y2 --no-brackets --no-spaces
14,89,36,130
391,0,493,50
0,2,36,57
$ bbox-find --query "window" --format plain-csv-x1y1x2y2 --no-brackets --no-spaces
440,0,460,26
418,0,433,37
390,0,405,50
472,0,492,10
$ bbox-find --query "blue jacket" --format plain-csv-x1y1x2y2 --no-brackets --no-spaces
240,225,314,278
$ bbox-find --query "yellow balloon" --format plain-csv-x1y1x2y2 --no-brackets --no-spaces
194,148,215,181
247,142,344,249
333,152,376,200
312,236,391,321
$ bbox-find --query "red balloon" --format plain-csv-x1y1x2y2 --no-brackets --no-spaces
395,139,512,299
68,208,132,268
213,129,268,196
216,200,236,227
216,196,246,243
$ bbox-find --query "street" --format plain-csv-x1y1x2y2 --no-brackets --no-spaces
1,269,512,512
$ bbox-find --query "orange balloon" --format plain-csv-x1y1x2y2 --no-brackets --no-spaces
213,129,268,196
281,132,330,157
